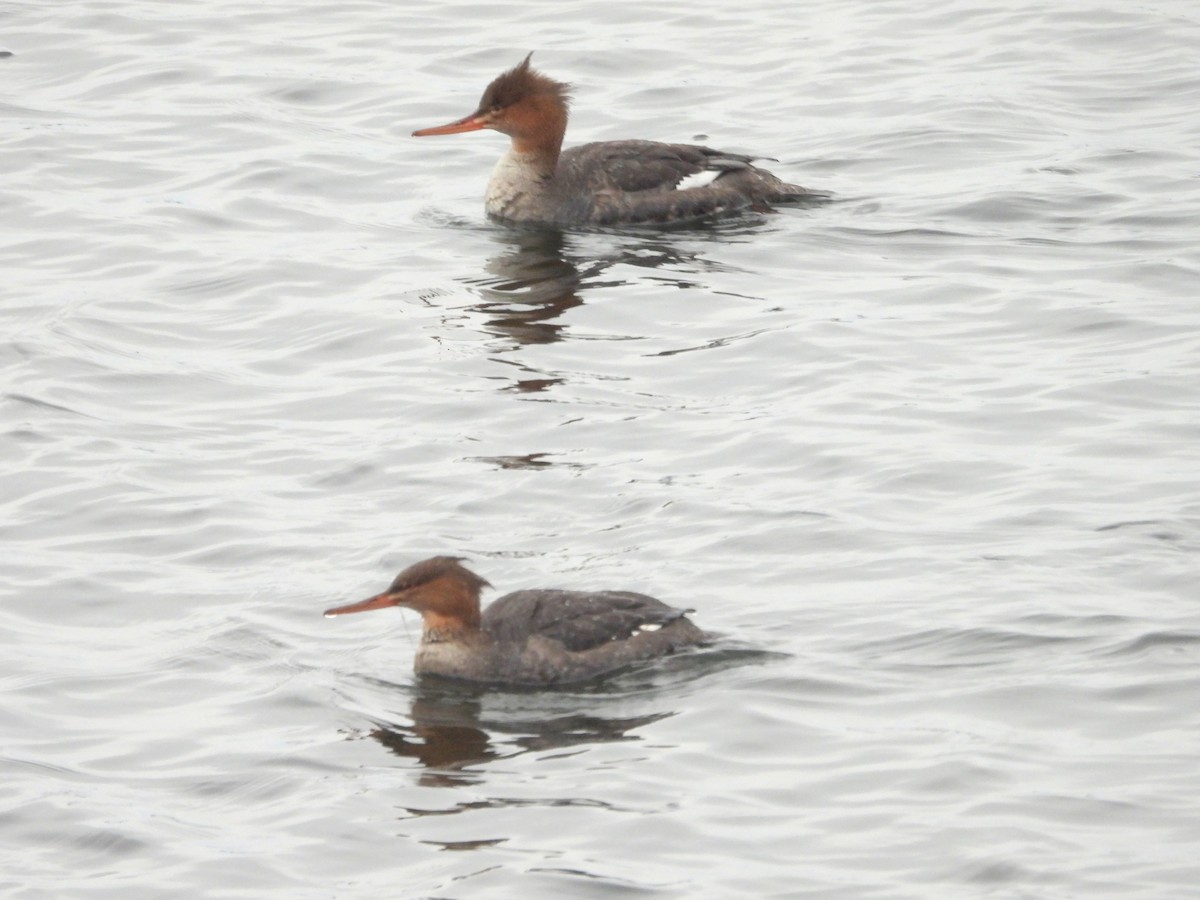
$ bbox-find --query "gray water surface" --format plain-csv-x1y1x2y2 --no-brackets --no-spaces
3,1,1199,897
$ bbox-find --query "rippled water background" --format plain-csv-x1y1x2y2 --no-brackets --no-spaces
4,0,1199,896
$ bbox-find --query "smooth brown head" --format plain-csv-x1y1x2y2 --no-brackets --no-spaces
412,53,571,158
325,556,492,636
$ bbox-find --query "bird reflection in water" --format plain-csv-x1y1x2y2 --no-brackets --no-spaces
464,228,585,354
366,681,671,787
454,220,779,470
463,222,772,370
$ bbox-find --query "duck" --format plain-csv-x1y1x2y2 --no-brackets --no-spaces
411,53,824,227
325,556,709,685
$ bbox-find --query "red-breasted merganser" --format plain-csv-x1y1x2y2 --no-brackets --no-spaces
412,53,823,227
324,556,709,685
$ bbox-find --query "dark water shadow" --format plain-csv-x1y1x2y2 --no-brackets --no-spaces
357,643,778,786
457,216,788,353
458,227,588,348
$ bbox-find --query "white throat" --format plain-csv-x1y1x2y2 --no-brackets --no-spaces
485,148,551,218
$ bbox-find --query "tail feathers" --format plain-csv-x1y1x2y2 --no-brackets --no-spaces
772,182,834,204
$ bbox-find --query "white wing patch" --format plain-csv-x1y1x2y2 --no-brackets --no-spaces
675,170,722,191
634,622,663,635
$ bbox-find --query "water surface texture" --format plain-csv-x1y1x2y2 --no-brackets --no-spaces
4,1,1199,897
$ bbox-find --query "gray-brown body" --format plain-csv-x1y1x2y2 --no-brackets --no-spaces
486,140,823,227
415,588,708,685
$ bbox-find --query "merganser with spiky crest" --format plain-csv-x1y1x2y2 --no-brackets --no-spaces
411,54,825,227
325,556,710,685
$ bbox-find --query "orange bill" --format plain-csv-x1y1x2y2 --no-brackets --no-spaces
324,592,399,617
412,114,487,137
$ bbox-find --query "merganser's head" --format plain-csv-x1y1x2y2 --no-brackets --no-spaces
325,556,491,632
412,53,571,152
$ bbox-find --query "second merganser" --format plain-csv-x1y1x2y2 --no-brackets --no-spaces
412,54,823,227
324,556,709,685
